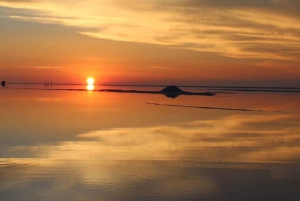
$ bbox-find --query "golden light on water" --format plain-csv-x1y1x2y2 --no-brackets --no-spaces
86,77,95,91
87,84,95,91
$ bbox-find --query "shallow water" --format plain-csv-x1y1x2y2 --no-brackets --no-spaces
1,86,300,200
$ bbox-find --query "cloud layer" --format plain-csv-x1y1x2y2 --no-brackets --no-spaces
1,0,300,60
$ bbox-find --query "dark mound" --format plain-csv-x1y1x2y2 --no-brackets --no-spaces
163,93,180,99
161,85,183,92
1,81,5,87
161,85,182,99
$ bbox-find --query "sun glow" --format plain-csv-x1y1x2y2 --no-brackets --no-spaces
86,77,95,91
87,84,95,91
87,77,95,85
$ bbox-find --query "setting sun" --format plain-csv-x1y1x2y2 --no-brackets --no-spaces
87,84,95,91
87,77,95,85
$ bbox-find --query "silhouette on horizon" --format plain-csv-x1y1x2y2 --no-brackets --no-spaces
45,82,53,88
1,81,5,87
161,85,215,98
99,85,215,98
161,85,184,98
2,84,216,98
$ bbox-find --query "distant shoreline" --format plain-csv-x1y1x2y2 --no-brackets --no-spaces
6,83,300,90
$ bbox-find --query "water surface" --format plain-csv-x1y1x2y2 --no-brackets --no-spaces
1,86,300,200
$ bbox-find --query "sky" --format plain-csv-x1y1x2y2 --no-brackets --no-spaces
0,0,300,86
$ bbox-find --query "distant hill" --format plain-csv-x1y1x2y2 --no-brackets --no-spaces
161,85,183,92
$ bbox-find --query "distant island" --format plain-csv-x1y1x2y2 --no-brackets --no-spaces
99,85,216,98
0,83,216,98
161,85,215,98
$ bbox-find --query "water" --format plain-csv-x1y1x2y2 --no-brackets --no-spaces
1,85,300,200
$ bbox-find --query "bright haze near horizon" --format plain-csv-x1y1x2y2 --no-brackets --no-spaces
0,0,300,86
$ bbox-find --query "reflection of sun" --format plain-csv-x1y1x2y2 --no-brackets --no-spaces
87,84,95,91
87,77,95,85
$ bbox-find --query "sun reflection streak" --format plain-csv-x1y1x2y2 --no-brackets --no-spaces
87,84,94,91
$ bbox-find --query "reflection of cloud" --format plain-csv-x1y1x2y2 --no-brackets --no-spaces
1,0,300,60
2,113,300,200
4,113,299,164
35,98,61,102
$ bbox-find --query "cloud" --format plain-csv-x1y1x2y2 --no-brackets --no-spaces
150,66,167,69
34,66,62,69
0,0,34,2
1,0,300,61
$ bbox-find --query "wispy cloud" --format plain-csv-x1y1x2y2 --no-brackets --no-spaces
150,66,167,69
1,0,300,60
34,66,62,69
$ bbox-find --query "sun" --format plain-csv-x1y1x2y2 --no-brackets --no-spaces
87,77,95,85
87,84,95,91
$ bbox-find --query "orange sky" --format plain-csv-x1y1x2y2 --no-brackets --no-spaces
0,0,300,86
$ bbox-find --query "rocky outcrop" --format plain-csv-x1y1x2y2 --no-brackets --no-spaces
160,85,182,98
161,85,215,98
161,85,183,93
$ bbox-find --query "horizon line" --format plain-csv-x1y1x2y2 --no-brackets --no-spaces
4,82,300,90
